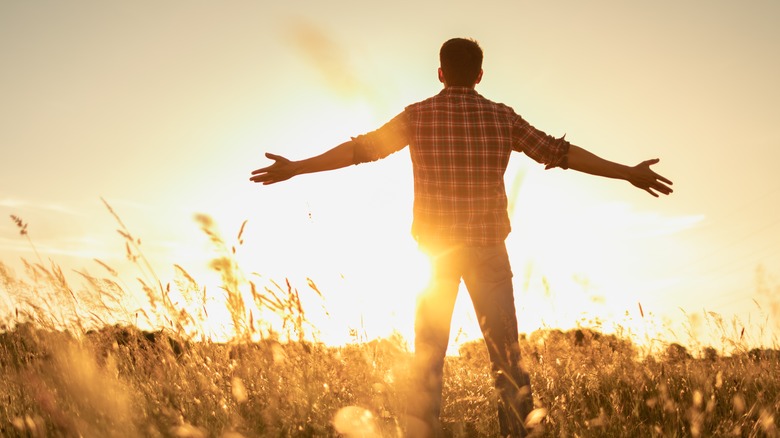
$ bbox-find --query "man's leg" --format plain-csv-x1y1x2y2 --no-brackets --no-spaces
462,244,532,437
408,246,462,437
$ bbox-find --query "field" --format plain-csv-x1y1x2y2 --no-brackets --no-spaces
2,319,780,437
2,212,780,437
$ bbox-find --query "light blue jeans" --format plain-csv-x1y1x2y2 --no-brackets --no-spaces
409,242,532,437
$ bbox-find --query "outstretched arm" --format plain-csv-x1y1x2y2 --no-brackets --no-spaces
251,112,409,185
249,141,355,185
566,145,673,197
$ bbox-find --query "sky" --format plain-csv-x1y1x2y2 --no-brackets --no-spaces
1,1,779,351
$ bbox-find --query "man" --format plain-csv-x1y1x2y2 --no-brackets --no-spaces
250,38,672,437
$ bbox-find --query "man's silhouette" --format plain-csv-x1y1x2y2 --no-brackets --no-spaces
251,38,672,437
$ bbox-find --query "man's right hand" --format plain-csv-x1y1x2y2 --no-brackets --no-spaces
250,153,299,185
566,145,673,198
628,158,674,197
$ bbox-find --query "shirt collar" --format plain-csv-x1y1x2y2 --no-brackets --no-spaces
439,86,479,96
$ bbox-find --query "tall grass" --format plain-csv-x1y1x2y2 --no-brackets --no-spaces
1,207,779,437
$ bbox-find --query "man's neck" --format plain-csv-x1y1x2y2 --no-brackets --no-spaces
444,85,477,89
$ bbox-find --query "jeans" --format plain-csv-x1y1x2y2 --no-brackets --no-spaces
408,242,533,437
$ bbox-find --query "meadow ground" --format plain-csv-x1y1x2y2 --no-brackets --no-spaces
2,211,779,437
1,320,780,437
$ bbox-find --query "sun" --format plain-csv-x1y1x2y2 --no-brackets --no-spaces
155,91,431,344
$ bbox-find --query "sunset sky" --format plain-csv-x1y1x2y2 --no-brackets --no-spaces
2,1,779,350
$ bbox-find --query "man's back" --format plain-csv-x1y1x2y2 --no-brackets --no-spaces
406,86,563,246
352,86,570,247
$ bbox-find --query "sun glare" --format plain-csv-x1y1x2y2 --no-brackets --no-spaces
146,91,435,345
72,73,694,352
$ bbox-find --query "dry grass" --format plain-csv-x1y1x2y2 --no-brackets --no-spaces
2,321,779,437
2,209,780,437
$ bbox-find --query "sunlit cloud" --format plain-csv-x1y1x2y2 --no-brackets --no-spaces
0,198,82,216
0,197,156,222
0,237,31,255
99,197,155,212
0,234,114,261
582,202,705,237
1,196,177,264
284,19,386,107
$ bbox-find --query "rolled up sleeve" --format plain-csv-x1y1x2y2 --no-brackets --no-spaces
353,112,410,164
511,115,570,170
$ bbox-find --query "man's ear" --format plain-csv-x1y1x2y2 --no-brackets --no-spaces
438,68,446,85
475,69,483,85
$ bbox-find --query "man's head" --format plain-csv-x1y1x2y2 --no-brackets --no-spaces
439,38,483,88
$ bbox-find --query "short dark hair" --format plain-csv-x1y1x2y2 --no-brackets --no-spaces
439,38,483,86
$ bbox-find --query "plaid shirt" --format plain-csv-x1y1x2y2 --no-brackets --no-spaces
353,86,570,246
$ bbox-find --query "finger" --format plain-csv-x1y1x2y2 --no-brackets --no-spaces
655,173,673,185
642,158,660,167
653,179,673,193
265,152,285,161
249,173,272,183
251,177,278,184
251,169,291,184
651,181,673,195
645,187,659,198
251,166,273,175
